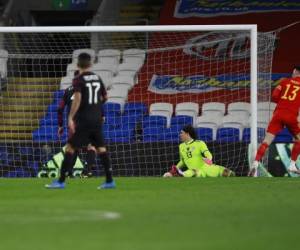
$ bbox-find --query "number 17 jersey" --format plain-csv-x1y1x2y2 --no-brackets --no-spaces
72,71,106,129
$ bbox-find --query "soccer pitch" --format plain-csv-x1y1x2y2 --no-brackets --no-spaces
0,178,299,250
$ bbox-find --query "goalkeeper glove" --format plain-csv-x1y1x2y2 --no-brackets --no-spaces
203,158,213,165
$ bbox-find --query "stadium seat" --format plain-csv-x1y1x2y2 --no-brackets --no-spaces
107,88,128,111
97,49,121,64
201,102,226,116
111,75,135,91
124,102,147,116
118,57,144,76
221,113,249,140
103,102,122,117
92,62,118,75
122,48,146,61
32,126,58,142
216,127,240,143
60,75,73,89
227,102,251,116
142,115,167,128
273,128,293,143
52,90,64,103
258,102,276,112
149,102,173,127
104,127,135,143
242,128,266,143
195,113,223,140
171,115,194,128
0,49,8,78
162,126,181,142
94,70,113,88
175,102,199,126
195,127,213,142
142,126,164,142
257,110,272,128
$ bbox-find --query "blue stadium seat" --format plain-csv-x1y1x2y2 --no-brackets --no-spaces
124,102,147,116
104,127,135,143
170,115,193,127
142,115,167,128
51,90,64,105
242,128,266,143
142,126,164,142
32,126,58,142
195,127,213,142
103,102,122,116
162,126,181,142
216,127,240,142
47,104,58,113
273,128,293,143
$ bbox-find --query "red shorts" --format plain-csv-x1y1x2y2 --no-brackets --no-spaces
267,110,300,136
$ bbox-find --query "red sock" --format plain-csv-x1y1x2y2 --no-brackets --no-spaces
255,142,269,161
291,141,300,161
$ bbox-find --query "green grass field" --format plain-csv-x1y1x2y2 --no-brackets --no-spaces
0,177,300,250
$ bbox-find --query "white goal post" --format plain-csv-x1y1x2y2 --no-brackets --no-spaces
0,25,275,177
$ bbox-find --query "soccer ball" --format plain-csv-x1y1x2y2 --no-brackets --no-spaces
163,172,173,177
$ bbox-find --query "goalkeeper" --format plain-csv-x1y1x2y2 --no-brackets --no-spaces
166,125,235,177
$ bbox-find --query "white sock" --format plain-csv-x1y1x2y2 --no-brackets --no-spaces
289,160,296,169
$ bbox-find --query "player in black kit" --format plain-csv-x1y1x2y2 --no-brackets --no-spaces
46,53,115,189
57,72,96,178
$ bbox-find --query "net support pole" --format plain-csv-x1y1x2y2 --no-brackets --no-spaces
250,25,258,164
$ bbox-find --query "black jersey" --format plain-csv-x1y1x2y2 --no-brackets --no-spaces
72,71,107,129
57,86,74,127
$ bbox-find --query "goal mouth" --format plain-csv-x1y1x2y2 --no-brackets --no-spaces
0,25,276,177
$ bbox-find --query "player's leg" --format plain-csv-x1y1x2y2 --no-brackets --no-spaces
81,144,96,177
45,143,77,189
58,143,77,183
286,118,300,173
248,114,280,176
199,164,233,177
91,129,115,189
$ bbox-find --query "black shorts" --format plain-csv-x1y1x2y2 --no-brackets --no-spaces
68,127,105,149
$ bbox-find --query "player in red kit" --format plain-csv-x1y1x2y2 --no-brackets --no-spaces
249,66,300,176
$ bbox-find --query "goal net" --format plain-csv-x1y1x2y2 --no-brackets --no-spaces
0,25,276,177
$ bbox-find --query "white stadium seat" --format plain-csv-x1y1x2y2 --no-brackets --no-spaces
92,62,118,75
107,88,128,111
196,113,223,140
111,75,135,90
175,102,199,126
98,49,121,64
60,75,73,90
0,49,8,78
258,102,276,112
123,48,146,61
227,102,251,116
150,102,173,127
221,113,249,140
94,70,113,88
201,102,225,116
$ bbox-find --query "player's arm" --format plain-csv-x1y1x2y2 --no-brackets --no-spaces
57,93,67,136
68,78,82,133
68,92,81,122
199,141,213,164
271,78,287,103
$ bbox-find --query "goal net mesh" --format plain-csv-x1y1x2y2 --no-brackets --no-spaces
0,28,276,177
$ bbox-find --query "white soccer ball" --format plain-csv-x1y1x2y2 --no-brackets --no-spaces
163,172,173,178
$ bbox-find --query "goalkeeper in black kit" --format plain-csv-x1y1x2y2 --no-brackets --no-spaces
46,53,115,189
57,73,96,178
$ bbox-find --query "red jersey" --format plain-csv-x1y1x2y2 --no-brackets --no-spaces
272,76,300,115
